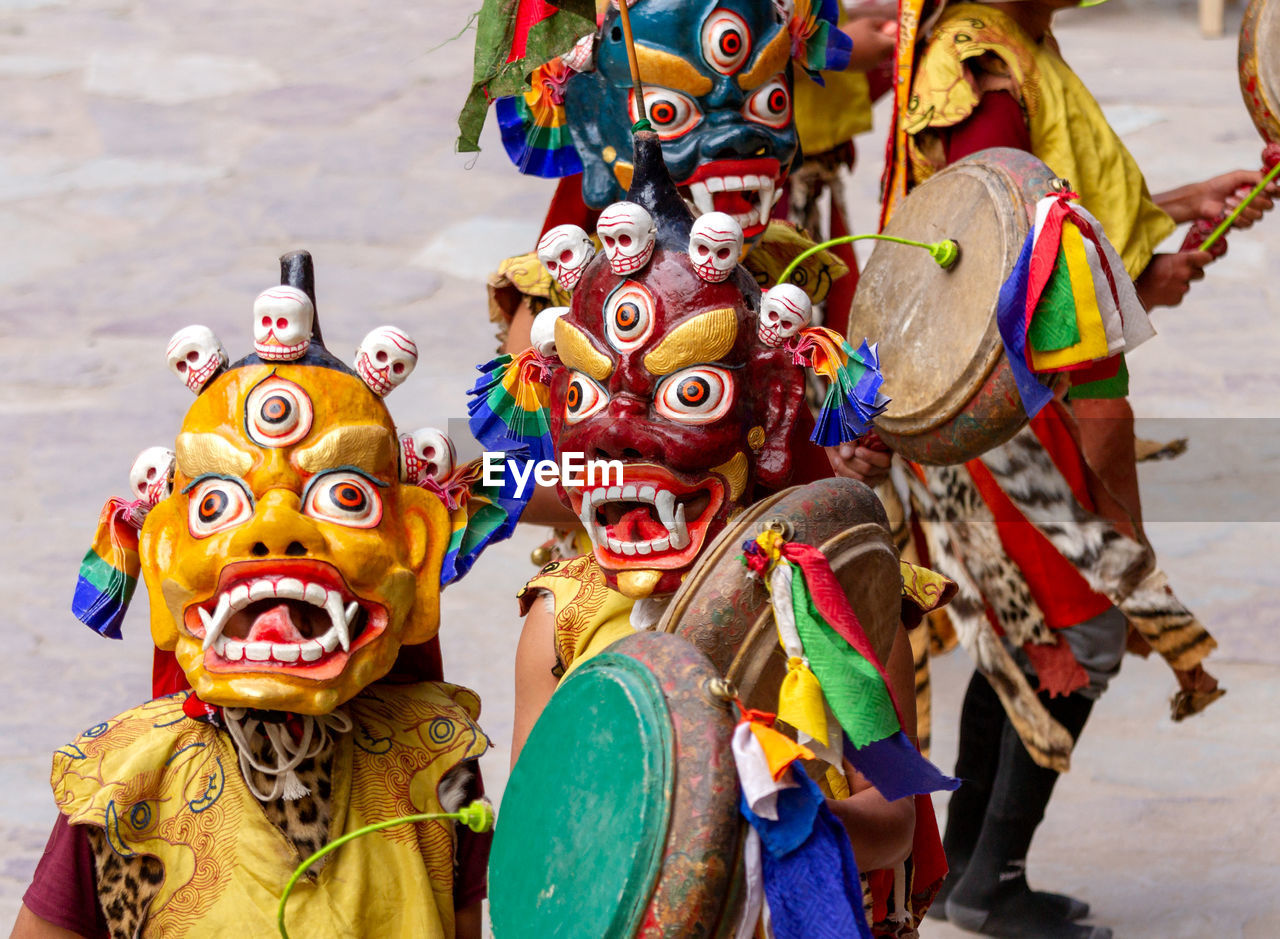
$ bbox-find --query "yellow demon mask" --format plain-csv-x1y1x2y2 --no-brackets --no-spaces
139,362,450,715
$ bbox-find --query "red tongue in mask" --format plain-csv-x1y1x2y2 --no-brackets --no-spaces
608,506,670,542
247,602,306,643
712,190,754,215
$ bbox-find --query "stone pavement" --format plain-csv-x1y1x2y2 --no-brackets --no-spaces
0,0,1276,935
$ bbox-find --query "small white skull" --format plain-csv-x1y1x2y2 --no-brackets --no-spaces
166,324,228,393
597,202,657,275
688,212,744,283
561,33,595,73
400,427,457,485
129,446,175,506
355,326,418,397
537,224,596,292
253,286,314,361
759,284,812,347
530,306,570,358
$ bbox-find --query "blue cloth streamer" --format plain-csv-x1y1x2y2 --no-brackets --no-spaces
740,768,824,857
996,230,1055,419
756,773,872,939
843,730,959,803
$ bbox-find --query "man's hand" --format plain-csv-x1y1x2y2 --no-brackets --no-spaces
826,438,892,487
1155,170,1278,226
840,16,897,72
1134,250,1213,310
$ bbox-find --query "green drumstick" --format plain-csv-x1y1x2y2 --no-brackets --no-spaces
776,233,959,288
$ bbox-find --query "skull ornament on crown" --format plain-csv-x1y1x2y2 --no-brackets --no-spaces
537,224,596,292
166,325,228,394
355,326,419,397
545,132,809,599
72,252,489,716
688,212,744,283
253,286,314,361
597,202,656,275
759,283,812,346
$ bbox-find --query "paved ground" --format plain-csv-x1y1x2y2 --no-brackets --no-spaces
0,0,1276,935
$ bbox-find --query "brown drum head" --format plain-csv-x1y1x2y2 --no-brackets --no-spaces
658,477,900,715
1241,0,1280,144
850,148,1061,464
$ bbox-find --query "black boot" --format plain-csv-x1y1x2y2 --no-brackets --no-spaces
929,672,1006,919
945,692,1102,937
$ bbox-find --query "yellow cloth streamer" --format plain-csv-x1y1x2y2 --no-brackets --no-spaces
778,656,831,748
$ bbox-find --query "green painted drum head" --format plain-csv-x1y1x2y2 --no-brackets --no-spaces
489,631,741,938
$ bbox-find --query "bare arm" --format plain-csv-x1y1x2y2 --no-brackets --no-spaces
511,596,561,769
502,298,536,356
10,905,86,939
454,902,482,939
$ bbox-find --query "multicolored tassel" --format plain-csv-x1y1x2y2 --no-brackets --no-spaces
789,327,889,446
741,531,958,802
72,498,144,639
466,348,555,465
787,0,853,84
494,58,584,179
459,349,557,584
997,191,1156,417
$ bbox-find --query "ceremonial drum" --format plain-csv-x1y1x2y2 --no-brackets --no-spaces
488,631,743,937
850,147,1063,465
488,479,900,935
1240,0,1280,145
658,476,901,710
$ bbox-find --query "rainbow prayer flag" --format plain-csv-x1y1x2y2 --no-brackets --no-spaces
495,59,583,179
791,328,889,446
72,498,141,640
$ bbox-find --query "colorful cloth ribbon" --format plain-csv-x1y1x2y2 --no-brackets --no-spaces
997,192,1156,417
790,328,889,445
72,497,144,639
788,0,853,84
494,57,585,178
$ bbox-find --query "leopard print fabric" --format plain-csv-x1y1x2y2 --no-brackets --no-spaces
87,725,335,938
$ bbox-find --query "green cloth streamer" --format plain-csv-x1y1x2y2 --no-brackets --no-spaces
789,566,899,748
457,0,595,154
1027,251,1081,353
1068,354,1130,400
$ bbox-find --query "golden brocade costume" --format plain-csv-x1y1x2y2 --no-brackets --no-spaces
904,3,1174,280
519,554,955,681
52,684,489,939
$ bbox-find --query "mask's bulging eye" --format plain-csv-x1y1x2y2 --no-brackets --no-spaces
702,9,751,74
604,281,656,351
743,78,792,129
188,477,254,538
245,375,314,448
655,366,735,424
631,88,701,140
303,471,383,528
565,372,609,424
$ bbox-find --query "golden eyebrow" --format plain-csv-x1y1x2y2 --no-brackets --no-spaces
175,433,253,477
736,29,789,91
555,318,615,381
643,307,738,376
636,46,714,96
293,425,394,475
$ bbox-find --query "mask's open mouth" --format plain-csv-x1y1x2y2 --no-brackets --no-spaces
567,464,725,571
183,560,386,678
682,158,783,241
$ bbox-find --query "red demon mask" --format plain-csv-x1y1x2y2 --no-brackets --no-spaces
548,132,807,599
